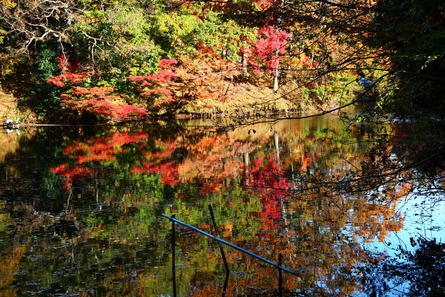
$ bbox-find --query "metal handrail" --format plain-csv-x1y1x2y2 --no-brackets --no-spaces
162,213,297,275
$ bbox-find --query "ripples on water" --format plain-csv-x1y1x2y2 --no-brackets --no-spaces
0,116,443,296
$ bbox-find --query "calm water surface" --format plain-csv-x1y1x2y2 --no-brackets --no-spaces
0,116,443,296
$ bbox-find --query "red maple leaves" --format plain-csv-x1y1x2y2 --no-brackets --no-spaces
242,26,291,76
46,55,88,87
61,86,147,118
128,58,179,107
46,55,148,120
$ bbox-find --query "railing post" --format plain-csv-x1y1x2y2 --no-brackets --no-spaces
209,205,230,273
278,253,283,296
171,215,177,297
222,271,230,297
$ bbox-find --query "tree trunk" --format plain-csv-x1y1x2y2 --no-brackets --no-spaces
242,52,248,74
273,61,280,93
274,131,280,164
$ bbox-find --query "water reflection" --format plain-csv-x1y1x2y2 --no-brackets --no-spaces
0,116,443,296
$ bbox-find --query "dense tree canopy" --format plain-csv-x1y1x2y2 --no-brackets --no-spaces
0,0,444,122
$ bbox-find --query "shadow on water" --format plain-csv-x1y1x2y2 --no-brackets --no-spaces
0,116,443,296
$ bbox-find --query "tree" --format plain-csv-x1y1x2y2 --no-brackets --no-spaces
0,0,76,53
364,0,445,117
242,25,292,92
47,56,148,120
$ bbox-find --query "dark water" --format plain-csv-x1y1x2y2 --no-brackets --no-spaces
0,116,443,296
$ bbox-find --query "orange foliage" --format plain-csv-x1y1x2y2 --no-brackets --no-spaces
175,48,243,103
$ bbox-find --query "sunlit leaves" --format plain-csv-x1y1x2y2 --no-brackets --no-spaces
152,12,199,50
47,56,148,119
252,0,276,11
128,58,179,109
242,25,291,76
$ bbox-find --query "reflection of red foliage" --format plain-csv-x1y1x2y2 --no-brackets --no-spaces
131,142,180,185
143,141,176,159
131,140,181,185
300,155,311,172
131,161,180,185
63,132,148,157
51,132,148,190
50,163,68,174
50,164,93,190
245,156,291,221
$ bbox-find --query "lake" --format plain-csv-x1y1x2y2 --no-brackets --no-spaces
0,115,443,296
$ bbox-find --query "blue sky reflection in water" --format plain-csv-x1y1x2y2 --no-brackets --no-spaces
365,191,445,255
0,115,443,297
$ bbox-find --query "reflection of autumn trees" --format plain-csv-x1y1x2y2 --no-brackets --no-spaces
2,117,442,296
359,236,445,297
180,134,254,193
244,156,291,233
50,119,408,284
50,131,149,190
0,131,27,163
50,116,362,196
0,245,25,297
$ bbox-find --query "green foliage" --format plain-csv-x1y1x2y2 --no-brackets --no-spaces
107,5,151,44
193,11,256,60
35,48,58,80
150,8,255,59
71,1,162,85
29,46,66,119
151,12,199,53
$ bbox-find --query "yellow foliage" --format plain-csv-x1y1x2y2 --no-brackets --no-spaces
0,0,16,9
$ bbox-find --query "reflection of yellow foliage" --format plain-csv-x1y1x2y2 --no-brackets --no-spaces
0,245,26,297
0,132,20,163
0,211,11,232
395,183,413,198
0,94,34,162
177,134,252,193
